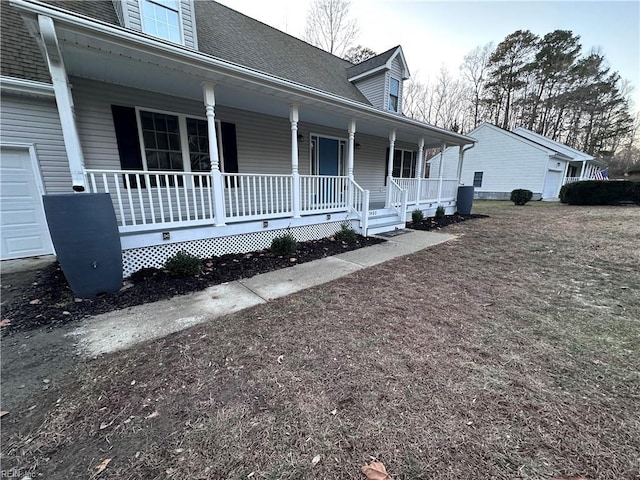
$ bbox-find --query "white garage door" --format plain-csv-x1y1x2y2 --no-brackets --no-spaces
1,146,54,260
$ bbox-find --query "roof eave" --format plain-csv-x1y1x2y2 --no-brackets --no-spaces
10,0,473,146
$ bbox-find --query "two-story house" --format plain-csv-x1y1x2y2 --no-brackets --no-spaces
0,0,474,275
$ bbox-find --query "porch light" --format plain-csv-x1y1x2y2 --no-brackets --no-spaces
297,134,304,143
355,143,361,150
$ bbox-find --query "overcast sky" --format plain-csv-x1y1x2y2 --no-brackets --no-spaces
216,0,640,113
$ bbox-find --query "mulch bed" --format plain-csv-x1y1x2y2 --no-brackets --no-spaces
0,235,384,334
407,213,489,230
1,213,488,335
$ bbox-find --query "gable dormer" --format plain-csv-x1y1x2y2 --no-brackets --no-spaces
112,0,198,49
346,46,410,114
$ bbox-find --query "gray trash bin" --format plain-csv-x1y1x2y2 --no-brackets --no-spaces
457,186,475,215
43,193,122,298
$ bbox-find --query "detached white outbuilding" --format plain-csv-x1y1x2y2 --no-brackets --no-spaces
428,123,603,200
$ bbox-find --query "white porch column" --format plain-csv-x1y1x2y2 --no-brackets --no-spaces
385,129,396,208
415,137,425,204
202,82,226,226
38,15,87,191
347,119,356,209
579,160,587,180
290,105,301,218
437,142,446,203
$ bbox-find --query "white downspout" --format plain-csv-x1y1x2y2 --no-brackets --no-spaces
456,142,476,185
38,14,87,191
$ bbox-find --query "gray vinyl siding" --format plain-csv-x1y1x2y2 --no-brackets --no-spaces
71,79,422,205
353,73,386,110
124,0,197,49
0,93,71,194
112,0,127,27
180,0,197,49
125,0,142,30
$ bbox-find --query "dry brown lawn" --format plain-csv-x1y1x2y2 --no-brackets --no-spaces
2,201,639,479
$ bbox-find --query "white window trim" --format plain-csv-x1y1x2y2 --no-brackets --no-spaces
392,147,416,178
388,76,400,112
309,133,347,176
134,106,224,174
138,0,185,45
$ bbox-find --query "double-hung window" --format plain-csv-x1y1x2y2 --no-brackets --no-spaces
137,109,229,187
111,104,239,189
389,77,400,112
391,149,416,178
141,0,182,43
473,171,483,187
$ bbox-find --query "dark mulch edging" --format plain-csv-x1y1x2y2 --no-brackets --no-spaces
1,235,384,334
407,213,489,231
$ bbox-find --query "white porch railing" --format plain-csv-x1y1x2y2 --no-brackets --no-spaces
393,178,419,205
300,175,349,214
222,173,293,222
439,179,459,201
388,178,408,222
391,177,459,204
85,169,216,231
563,176,581,185
350,179,370,233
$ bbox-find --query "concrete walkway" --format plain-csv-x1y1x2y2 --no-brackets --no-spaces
70,230,456,357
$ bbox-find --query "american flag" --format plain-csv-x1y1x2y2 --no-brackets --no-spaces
593,168,608,180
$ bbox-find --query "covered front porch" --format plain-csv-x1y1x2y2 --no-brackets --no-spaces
20,1,472,274
563,159,606,185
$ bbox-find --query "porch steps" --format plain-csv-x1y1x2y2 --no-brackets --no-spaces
366,208,405,236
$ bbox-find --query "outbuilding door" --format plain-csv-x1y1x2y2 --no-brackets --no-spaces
0,146,54,260
542,169,563,199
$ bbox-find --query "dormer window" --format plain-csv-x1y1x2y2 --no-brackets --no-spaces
389,77,399,112
141,0,182,43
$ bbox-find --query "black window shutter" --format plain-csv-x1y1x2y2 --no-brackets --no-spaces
111,105,144,188
384,147,390,185
220,122,238,187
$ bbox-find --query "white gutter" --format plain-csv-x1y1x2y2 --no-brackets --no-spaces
0,76,55,97
10,0,475,146
456,142,476,184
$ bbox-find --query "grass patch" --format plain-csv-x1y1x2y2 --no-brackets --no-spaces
2,201,639,479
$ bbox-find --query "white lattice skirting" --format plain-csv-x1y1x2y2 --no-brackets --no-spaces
122,221,347,277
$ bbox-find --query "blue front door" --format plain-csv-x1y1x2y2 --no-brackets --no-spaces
318,137,339,176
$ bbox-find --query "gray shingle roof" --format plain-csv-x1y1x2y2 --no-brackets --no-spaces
346,45,399,79
194,1,369,103
44,0,119,25
1,0,51,82
2,0,372,103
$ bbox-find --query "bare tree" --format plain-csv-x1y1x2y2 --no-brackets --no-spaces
460,43,494,129
305,0,358,57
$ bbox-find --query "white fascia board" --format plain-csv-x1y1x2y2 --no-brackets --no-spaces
512,126,595,161
10,0,475,146
347,65,388,82
0,76,55,97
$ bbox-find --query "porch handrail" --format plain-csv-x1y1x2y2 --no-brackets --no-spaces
388,178,408,223
84,169,217,231
349,179,370,233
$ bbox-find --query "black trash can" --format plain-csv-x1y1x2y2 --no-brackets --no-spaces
43,193,122,298
457,186,475,215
